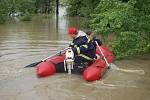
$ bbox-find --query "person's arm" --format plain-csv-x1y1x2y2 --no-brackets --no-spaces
72,40,95,55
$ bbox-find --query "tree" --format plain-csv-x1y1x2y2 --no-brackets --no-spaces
17,0,36,13
66,0,100,17
90,0,137,35
0,0,55,23
90,0,150,59
35,0,55,14
66,0,83,16
0,0,10,23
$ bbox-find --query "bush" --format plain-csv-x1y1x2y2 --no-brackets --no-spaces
65,0,100,17
90,0,150,59
110,31,150,59
90,0,137,35
0,14,8,24
20,12,32,21
0,1,10,24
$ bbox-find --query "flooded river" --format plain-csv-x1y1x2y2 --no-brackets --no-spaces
0,8,150,100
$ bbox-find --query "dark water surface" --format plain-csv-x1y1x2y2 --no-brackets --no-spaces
0,8,150,100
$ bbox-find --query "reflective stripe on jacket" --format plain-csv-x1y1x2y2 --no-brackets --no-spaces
71,36,96,61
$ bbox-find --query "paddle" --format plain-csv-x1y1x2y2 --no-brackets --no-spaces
95,41,111,69
24,48,67,68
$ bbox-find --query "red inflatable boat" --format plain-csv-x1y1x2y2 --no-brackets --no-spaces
36,45,114,82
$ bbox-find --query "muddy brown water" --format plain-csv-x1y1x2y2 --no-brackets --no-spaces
0,8,150,100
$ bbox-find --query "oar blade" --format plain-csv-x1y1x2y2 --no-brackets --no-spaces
24,61,42,68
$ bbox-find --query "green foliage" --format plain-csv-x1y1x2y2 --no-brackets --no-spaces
111,32,150,59
65,0,100,17
0,0,10,23
134,0,150,33
20,11,32,21
17,0,36,13
0,0,55,24
65,0,150,59
80,0,100,17
90,0,137,35
0,0,36,23
35,0,55,14
89,0,150,59
66,0,83,16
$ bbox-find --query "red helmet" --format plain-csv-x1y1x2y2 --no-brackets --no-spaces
68,28,77,35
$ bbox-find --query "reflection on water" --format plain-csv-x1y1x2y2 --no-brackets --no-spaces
0,9,150,100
